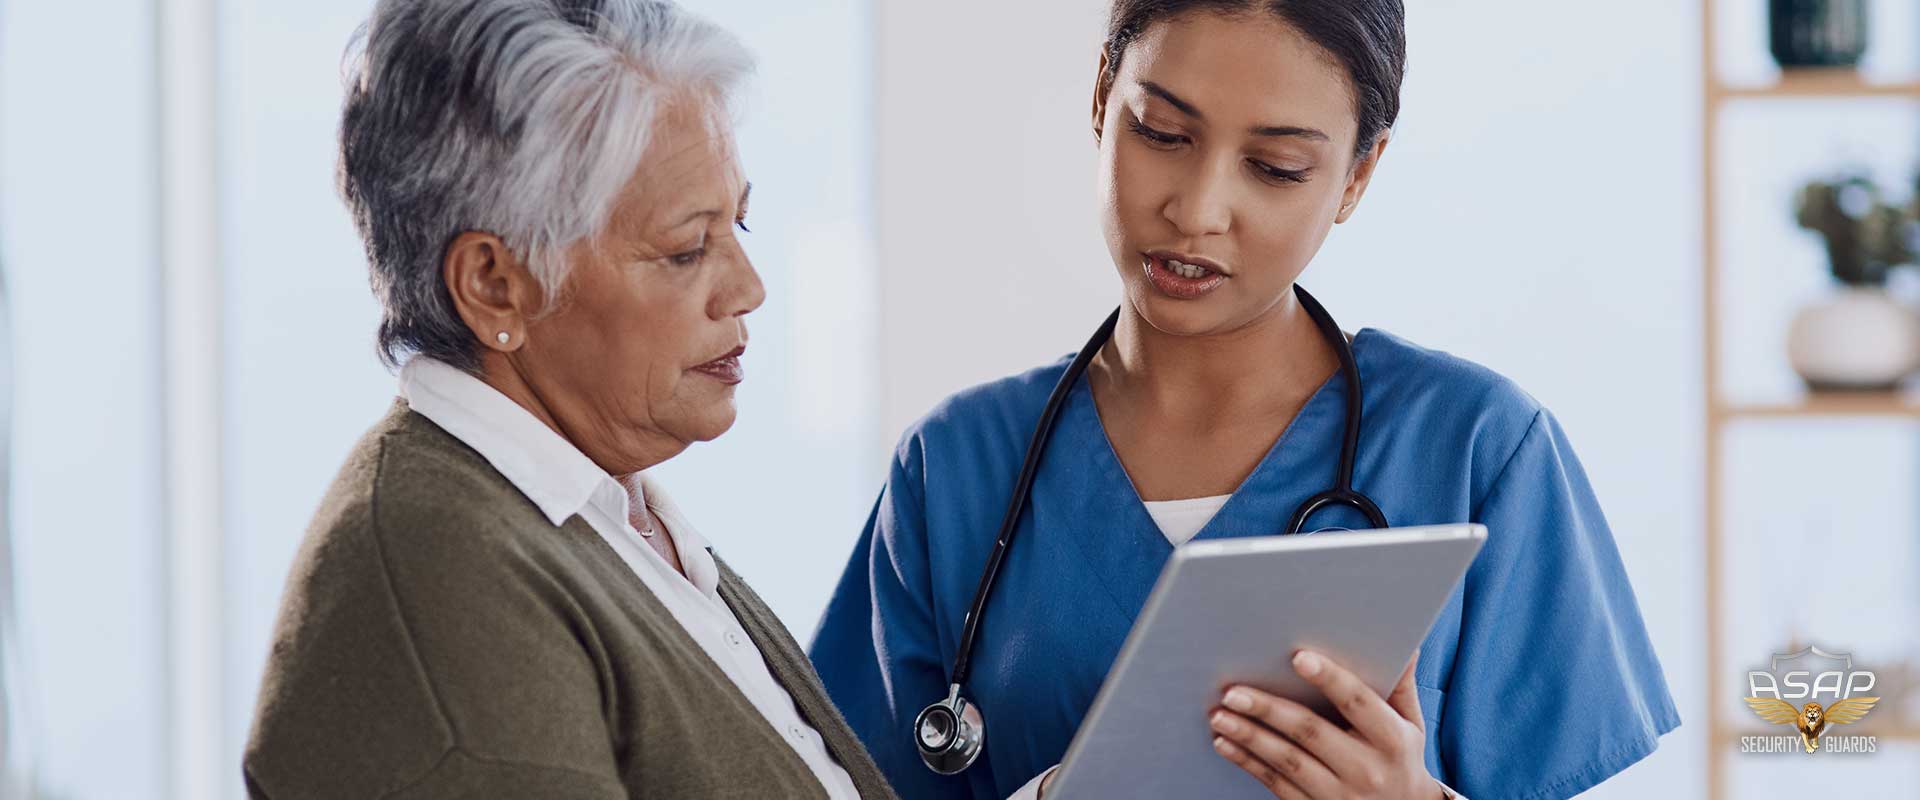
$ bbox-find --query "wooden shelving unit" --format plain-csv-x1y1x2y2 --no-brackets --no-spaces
1701,6,1920,799
1716,69,1920,100
1717,391,1920,420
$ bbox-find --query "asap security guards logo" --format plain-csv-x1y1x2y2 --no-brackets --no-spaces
1741,645,1880,755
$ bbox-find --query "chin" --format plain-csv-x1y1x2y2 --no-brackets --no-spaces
1127,285,1241,337
688,405,738,443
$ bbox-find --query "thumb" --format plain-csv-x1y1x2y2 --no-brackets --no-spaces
1386,648,1424,729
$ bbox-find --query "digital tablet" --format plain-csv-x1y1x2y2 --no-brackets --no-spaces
1046,524,1487,800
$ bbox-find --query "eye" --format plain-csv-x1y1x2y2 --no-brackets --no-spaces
1126,118,1187,149
735,215,751,234
1248,159,1310,185
668,247,707,267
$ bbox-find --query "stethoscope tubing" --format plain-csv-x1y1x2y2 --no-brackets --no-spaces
917,284,1388,775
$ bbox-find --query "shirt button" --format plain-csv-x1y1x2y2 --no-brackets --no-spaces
725,631,744,648
790,725,806,741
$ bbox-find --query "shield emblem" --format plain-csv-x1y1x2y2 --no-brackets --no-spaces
1771,645,1856,677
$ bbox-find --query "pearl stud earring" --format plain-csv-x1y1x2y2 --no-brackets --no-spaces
496,331,510,345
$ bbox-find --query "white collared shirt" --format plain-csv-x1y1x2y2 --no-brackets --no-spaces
398,357,860,799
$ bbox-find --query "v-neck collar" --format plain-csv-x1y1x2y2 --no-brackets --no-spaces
1048,330,1370,620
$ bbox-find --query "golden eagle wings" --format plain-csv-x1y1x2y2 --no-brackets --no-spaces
1745,696,1879,753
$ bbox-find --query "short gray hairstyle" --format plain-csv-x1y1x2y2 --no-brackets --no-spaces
339,0,754,370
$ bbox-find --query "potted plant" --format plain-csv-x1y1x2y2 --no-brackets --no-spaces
1770,0,1870,68
1787,172,1920,391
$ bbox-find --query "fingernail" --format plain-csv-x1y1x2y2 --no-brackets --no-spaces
1210,710,1240,734
1223,688,1253,712
1294,651,1322,676
1212,736,1234,755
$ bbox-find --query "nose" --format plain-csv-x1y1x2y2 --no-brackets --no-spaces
713,247,766,320
1161,156,1234,238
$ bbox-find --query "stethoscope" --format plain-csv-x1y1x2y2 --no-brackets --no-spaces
912,284,1389,775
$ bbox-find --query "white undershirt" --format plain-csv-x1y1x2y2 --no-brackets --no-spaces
1142,495,1233,546
398,358,861,799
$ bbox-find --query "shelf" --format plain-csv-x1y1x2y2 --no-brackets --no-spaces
1712,69,1920,102
1716,391,1920,420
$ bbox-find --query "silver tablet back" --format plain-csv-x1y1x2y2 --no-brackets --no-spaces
1048,524,1486,800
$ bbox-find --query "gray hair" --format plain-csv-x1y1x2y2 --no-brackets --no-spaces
339,0,754,370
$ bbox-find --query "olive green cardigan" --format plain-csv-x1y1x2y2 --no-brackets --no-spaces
244,402,898,799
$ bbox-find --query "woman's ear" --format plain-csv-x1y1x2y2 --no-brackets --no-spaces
1092,48,1113,143
1335,135,1390,224
442,232,541,352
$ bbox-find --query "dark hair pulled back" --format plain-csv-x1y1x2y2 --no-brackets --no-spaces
1102,0,1406,161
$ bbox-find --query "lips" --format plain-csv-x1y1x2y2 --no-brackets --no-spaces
691,345,745,385
1141,251,1229,300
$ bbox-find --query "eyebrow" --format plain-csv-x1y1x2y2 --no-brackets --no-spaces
1137,80,1331,142
1139,80,1202,119
1252,124,1330,142
670,180,753,228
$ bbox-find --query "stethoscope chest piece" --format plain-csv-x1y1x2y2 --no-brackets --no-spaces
915,683,986,775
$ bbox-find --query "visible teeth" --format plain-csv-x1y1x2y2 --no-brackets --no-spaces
1165,259,1211,279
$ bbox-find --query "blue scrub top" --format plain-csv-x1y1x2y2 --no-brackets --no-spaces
809,327,1680,800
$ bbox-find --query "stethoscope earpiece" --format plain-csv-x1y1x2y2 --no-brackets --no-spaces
914,684,986,775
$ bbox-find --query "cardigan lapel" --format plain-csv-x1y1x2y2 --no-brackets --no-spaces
714,556,900,800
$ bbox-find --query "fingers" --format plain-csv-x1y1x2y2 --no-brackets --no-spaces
1205,713,1328,794
1385,648,1425,729
1216,686,1371,784
1292,650,1411,753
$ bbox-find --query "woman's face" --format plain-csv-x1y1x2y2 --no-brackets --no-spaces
1095,11,1382,337
516,98,763,474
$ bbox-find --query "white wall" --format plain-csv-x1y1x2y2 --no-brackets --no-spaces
874,1,1706,795
1,2,169,798
875,0,1115,435
216,1,397,791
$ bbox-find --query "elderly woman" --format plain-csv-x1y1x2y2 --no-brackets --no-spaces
242,1,912,797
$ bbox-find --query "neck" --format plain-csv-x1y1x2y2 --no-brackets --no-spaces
1090,290,1341,424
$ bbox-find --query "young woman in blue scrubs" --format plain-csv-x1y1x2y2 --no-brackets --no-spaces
811,2,1680,798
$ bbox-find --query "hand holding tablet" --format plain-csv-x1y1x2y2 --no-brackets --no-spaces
1045,524,1486,799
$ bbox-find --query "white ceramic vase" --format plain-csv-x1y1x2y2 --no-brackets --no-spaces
1786,286,1920,391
